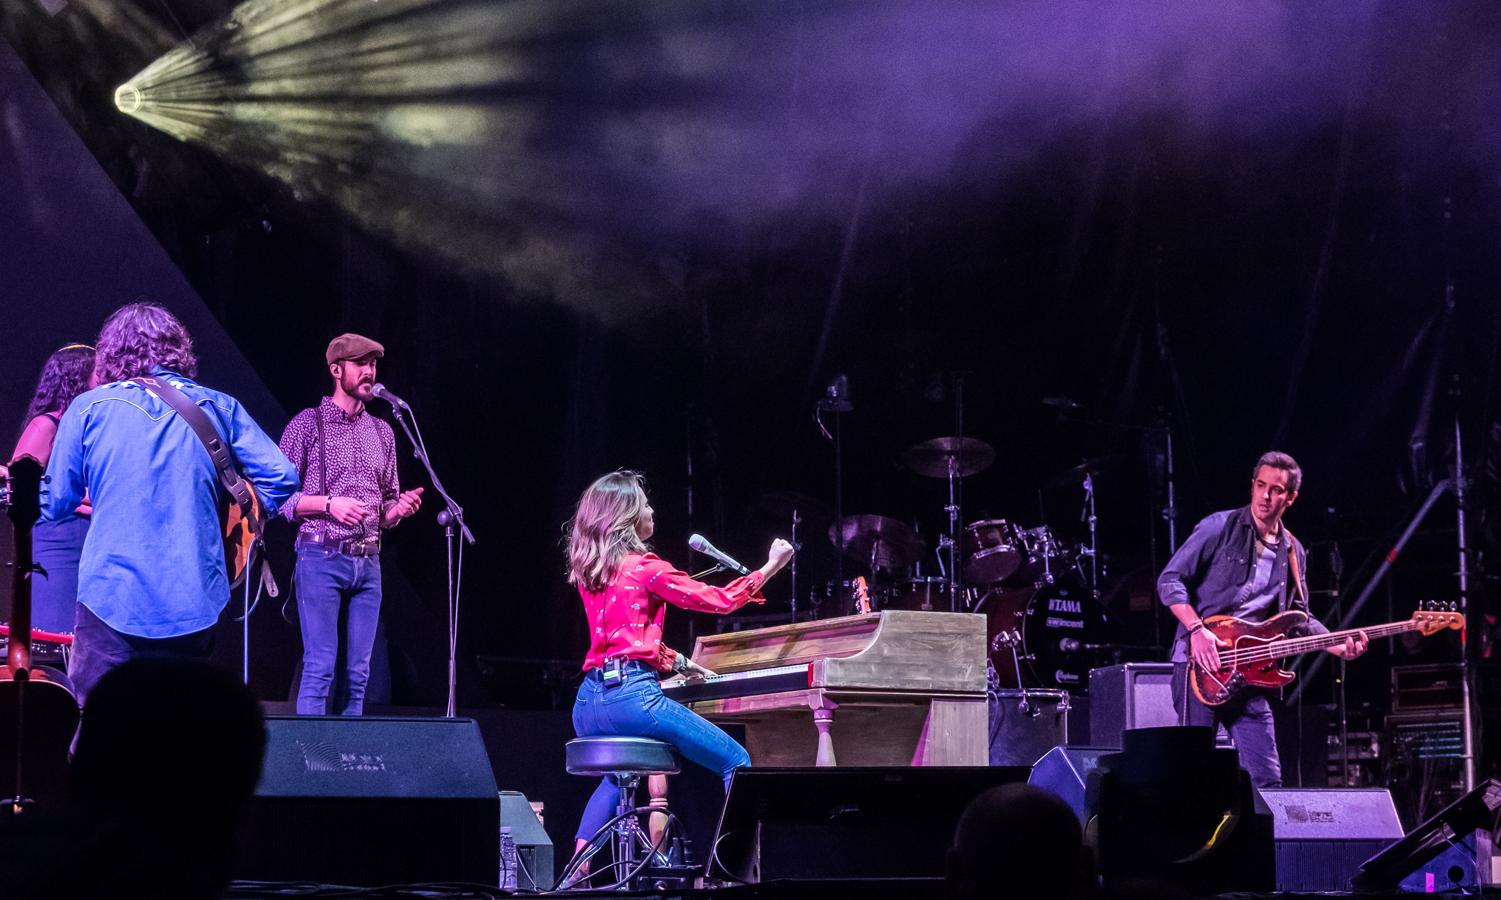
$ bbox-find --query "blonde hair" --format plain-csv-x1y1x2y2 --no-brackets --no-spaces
565,470,649,593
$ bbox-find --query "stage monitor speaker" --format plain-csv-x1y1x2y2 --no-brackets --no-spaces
1353,779,1501,893
709,766,1031,882
241,716,501,887
500,790,554,891
1028,745,1114,822
1258,788,1403,891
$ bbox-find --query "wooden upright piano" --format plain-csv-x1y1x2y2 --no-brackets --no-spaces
661,609,987,767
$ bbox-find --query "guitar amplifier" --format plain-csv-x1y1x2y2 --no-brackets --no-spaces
1090,663,1234,749
1259,788,1404,891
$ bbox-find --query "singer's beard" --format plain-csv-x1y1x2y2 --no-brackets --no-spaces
341,374,375,401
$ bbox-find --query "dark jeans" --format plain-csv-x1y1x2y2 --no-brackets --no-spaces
1171,662,1282,788
294,544,381,716
32,517,88,634
572,660,750,841
68,602,214,706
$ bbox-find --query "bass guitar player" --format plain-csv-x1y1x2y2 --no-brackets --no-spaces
1157,451,1368,788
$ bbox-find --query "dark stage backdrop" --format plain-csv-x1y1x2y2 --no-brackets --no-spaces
2,2,1498,720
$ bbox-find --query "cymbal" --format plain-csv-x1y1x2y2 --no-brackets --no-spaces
1045,454,1122,488
903,436,996,479
828,514,924,570
759,490,832,522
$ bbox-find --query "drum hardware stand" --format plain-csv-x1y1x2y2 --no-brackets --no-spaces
1162,422,1180,554
950,376,966,613
941,456,964,612
789,509,801,623
1081,472,1100,597
992,629,1038,716
815,375,852,601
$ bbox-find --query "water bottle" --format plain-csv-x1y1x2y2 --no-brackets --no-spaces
499,825,518,891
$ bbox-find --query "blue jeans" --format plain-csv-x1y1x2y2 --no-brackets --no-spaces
295,544,381,716
572,660,750,841
1171,662,1282,788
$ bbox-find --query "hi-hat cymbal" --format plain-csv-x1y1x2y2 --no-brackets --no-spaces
1045,454,1123,488
903,436,996,479
828,514,924,570
759,490,832,522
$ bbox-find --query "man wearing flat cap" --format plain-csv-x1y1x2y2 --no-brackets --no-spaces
277,334,423,715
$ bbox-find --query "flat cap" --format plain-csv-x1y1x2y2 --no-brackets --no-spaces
325,333,385,365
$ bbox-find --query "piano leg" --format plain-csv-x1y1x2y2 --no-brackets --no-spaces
810,697,840,767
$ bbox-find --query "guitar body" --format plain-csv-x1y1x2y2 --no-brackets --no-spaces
0,676,79,805
1189,610,1307,707
222,481,263,588
1,457,81,809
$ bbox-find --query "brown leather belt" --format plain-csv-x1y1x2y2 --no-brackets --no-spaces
297,533,381,557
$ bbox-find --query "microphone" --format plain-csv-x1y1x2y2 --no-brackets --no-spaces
370,383,410,409
688,533,750,576
1058,638,1117,653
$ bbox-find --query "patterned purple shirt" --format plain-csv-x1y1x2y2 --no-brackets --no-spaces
278,397,399,545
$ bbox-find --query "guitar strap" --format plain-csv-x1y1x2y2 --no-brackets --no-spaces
133,376,275,594
1284,527,1306,609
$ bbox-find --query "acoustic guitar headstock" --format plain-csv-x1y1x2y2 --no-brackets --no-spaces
3,456,43,527
1411,601,1464,636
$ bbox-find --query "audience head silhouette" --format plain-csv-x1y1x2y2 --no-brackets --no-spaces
69,657,266,898
948,782,1094,899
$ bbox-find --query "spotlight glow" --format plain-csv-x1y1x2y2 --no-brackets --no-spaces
113,84,142,114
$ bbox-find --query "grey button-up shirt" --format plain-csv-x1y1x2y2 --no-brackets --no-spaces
1157,505,1328,661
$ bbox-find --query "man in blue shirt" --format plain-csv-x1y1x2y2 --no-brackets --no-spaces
42,303,300,702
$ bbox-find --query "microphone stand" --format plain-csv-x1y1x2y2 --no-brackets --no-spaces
386,401,475,718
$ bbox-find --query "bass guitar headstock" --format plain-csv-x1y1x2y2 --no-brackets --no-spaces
1412,601,1464,636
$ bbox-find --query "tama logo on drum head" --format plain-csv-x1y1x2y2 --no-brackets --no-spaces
1048,597,1082,614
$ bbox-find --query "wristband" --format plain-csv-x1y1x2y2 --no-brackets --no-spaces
325,496,332,516
1188,620,1206,635
672,654,690,674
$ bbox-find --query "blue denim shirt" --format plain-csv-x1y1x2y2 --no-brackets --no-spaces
1157,505,1327,661
41,367,300,638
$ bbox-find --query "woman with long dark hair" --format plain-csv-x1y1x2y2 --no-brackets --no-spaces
11,343,97,633
563,470,792,869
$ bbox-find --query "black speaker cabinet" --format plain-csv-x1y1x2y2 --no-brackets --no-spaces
1089,663,1178,748
241,716,501,886
1354,779,1501,892
1258,788,1403,891
709,766,1031,881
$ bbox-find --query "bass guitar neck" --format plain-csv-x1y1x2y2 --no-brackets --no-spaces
1190,605,1462,706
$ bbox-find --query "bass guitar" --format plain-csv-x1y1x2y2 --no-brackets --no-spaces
1,456,81,812
1189,603,1463,706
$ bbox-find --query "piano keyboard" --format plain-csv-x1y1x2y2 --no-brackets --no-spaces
660,663,811,703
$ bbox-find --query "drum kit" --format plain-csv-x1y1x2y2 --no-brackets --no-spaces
773,434,1119,698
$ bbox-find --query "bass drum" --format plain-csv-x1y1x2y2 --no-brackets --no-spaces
979,579,1112,691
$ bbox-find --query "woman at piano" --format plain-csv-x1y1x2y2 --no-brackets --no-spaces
564,470,793,866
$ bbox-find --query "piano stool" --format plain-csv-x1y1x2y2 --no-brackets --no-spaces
563,737,682,889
